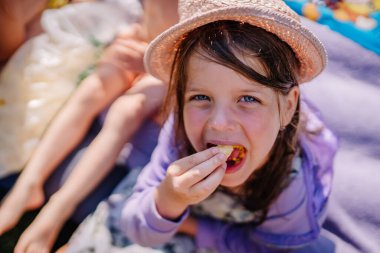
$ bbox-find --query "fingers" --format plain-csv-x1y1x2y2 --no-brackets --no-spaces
161,150,227,208
167,147,222,176
179,152,227,188
117,23,144,40
114,38,147,53
100,38,147,73
190,163,226,195
116,45,145,71
156,148,228,218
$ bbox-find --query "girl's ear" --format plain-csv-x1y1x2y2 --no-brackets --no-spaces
281,86,299,127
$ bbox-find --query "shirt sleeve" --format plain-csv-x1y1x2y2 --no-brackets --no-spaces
119,115,190,246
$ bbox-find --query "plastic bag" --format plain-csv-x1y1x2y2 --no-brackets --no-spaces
0,1,142,177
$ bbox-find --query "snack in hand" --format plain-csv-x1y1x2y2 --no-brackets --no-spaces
218,145,234,158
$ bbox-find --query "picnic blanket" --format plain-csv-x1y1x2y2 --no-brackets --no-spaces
285,0,380,55
301,17,380,253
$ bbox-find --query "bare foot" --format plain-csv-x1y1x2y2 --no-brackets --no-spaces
0,179,45,235
14,201,68,253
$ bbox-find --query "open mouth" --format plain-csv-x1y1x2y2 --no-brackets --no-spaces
207,143,247,169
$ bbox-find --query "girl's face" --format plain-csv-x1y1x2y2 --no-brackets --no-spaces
183,54,298,188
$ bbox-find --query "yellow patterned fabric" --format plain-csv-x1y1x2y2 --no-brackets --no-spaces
47,0,69,9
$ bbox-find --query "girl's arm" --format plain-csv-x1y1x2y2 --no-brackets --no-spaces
119,117,227,246
120,153,311,252
178,170,313,253
119,116,187,245
120,129,331,251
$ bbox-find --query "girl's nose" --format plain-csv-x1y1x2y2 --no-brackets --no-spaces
207,107,235,132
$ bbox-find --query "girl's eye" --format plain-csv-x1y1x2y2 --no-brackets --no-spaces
239,95,258,103
190,94,210,101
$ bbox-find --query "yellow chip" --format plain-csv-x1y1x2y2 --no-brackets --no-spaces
218,145,233,157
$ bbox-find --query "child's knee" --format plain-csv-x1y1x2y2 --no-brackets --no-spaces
107,94,147,125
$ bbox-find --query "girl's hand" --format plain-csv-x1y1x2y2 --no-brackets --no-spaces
98,24,147,76
155,147,227,220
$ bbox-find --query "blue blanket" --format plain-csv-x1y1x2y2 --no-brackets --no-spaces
285,0,380,55
301,17,380,253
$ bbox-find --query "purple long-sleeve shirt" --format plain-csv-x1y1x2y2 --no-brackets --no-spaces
119,102,338,252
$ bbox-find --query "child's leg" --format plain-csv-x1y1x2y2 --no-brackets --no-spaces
12,75,166,253
10,118,128,253
0,22,145,235
56,244,68,253
0,119,128,252
0,19,146,253
43,118,128,223
0,55,133,236
0,174,45,236
65,76,167,252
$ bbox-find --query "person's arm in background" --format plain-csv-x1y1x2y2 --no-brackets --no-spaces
0,0,47,63
14,74,167,253
0,27,145,236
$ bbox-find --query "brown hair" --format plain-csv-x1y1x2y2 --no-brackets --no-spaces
165,21,301,225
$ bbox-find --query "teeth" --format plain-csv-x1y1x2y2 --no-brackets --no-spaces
218,145,234,157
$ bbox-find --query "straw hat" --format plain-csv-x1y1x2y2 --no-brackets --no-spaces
144,0,327,84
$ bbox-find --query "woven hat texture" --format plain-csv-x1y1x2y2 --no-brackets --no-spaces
144,0,327,84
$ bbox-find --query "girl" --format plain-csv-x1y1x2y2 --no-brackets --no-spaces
95,0,338,252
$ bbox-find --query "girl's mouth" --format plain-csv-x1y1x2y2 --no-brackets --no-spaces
207,143,247,172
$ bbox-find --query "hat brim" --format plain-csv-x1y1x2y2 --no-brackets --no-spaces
144,6,327,84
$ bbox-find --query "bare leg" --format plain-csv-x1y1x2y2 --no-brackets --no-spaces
13,76,166,253
56,244,68,253
0,65,131,236
14,195,72,253
0,173,45,235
